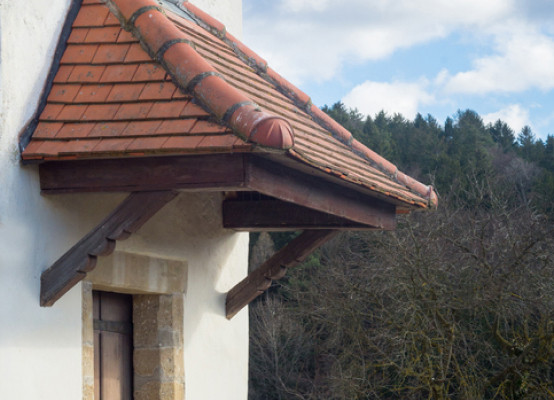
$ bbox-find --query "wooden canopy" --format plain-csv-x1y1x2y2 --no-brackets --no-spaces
23,0,437,316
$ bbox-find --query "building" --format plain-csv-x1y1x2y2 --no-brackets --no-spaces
0,0,436,398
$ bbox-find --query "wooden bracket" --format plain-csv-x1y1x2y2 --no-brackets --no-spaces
40,191,178,307
225,230,338,319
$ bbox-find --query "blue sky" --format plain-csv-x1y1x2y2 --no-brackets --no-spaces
242,0,554,141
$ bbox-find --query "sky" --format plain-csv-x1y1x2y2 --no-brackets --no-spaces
242,0,554,141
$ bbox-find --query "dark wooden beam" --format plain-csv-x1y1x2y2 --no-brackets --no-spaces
226,230,338,319
39,153,397,230
39,154,247,193
40,191,177,307
245,156,397,230
223,198,375,231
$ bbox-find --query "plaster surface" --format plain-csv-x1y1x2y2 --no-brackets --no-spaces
0,0,249,399
119,192,250,400
0,1,112,398
190,0,243,38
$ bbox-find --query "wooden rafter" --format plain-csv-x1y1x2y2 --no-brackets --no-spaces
40,191,177,306
226,230,338,319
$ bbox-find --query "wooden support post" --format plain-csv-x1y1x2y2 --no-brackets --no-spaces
225,230,338,319
40,191,178,307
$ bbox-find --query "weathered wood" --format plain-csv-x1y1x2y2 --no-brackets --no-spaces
40,191,177,307
223,198,376,231
226,230,338,319
246,156,397,230
39,154,247,193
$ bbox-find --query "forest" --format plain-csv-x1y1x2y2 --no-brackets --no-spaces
248,104,554,399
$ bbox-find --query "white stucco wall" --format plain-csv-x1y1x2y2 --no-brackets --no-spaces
190,0,243,38
119,193,249,400
0,0,248,399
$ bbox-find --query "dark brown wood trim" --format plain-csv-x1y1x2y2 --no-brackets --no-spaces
39,154,247,193
226,230,338,319
245,156,397,230
223,198,376,231
40,191,177,307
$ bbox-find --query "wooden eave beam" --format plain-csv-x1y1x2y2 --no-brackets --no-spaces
245,156,397,230
38,154,247,193
226,229,338,319
40,191,177,307
223,198,376,231
38,154,397,230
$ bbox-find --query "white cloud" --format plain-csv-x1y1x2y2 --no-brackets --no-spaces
243,0,514,85
342,80,433,119
443,25,554,94
482,104,531,133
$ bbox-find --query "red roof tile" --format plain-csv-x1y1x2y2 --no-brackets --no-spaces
21,0,437,209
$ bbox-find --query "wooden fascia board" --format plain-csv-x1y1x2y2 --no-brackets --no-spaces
226,229,338,319
245,156,397,230
38,154,248,193
222,198,377,231
40,191,177,307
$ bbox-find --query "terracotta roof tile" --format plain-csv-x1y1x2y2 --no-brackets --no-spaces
57,104,87,120
89,122,129,137
92,44,130,64
132,63,167,82
56,123,96,138
69,65,106,82
61,44,98,64
72,5,109,27
34,122,63,138
103,10,120,27
85,26,121,43
127,136,168,151
100,64,138,82
68,28,89,44
49,84,81,102
117,30,136,43
147,101,188,119
155,119,196,135
106,83,146,102
53,65,74,82
93,137,133,152
21,0,437,209
113,103,152,120
139,82,177,100
124,43,152,63
74,84,112,102
121,120,162,136
161,135,203,150
40,104,64,120
82,104,120,121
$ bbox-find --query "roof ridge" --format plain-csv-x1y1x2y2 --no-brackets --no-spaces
178,1,437,208
104,0,294,150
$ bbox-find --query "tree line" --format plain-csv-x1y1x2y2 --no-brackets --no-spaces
248,105,554,399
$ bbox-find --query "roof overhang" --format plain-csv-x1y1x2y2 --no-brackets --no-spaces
39,153,396,309
27,0,437,314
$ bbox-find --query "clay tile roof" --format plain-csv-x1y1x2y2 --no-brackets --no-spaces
21,0,438,210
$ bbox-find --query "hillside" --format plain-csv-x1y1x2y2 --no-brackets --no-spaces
249,105,554,400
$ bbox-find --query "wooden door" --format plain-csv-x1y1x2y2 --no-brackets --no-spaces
93,291,133,400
